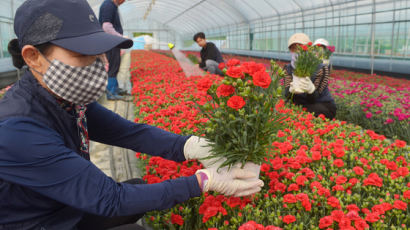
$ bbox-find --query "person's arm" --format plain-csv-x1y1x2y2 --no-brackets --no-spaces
315,65,330,93
86,102,189,162
216,48,224,63
305,64,329,103
210,43,224,63
283,64,293,100
102,22,123,37
99,2,122,37
199,49,206,68
0,117,201,216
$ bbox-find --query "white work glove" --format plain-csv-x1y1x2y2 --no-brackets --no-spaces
290,75,306,94
299,77,316,94
184,136,224,168
289,82,304,94
196,167,264,197
289,82,296,94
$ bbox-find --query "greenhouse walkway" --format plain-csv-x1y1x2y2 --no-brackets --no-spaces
89,51,141,183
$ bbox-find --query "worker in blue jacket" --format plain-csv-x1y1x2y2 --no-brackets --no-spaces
0,0,263,230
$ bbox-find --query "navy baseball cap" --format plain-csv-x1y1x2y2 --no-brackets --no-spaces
14,0,133,55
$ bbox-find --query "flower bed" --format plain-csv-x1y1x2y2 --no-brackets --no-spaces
130,50,409,230
179,51,410,142
330,78,409,142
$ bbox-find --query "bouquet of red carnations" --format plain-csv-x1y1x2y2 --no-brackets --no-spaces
194,59,285,173
291,43,322,94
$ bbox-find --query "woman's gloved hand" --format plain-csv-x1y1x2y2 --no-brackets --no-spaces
300,77,316,94
196,167,264,197
290,78,305,94
289,82,298,94
184,136,224,168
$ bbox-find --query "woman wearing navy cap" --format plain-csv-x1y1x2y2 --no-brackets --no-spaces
0,0,263,229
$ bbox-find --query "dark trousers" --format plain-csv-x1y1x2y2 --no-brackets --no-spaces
303,102,337,120
77,178,145,230
106,47,121,78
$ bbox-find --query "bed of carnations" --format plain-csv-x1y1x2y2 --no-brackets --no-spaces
130,50,409,230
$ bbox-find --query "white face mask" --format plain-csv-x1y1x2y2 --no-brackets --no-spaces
33,55,108,105
290,52,298,69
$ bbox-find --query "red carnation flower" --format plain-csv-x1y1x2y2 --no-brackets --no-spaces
265,226,283,230
287,183,299,192
349,178,359,186
296,175,308,186
346,204,360,212
339,217,352,229
282,215,296,224
393,200,407,210
319,216,333,229
332,185,344,191
225,197,241,208
261,163,271,172
171,213,184,226
226,59,240,67
327,196,341,209
301,45,308,51
331,210,345,222
216,84,235,97
386,161,398,170
252,70,271,88
353,166,364,176
226,66,243,78
365,212,380,223
336,175,347,185
312,151,321,161
354,219,369,230
296,193,309,201
394,139,406,148
241,61,265,75
333,148,345,157
283,194,297,203
218,62,226,70
381,202,393,212
301,199,312,211
333,159,344,168
197,78,213,92
346,210,361,221
274,182,287,193
372,204,386,215
404,190,410,199
227,95,246,110
363,173,383,187
397,167,409,177
239,221,264,230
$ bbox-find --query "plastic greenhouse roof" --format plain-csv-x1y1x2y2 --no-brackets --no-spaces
88,0,353,34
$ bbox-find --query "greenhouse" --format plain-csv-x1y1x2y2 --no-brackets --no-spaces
0,0,409,230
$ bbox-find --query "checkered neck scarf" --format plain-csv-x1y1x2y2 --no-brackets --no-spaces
58,99,90,159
